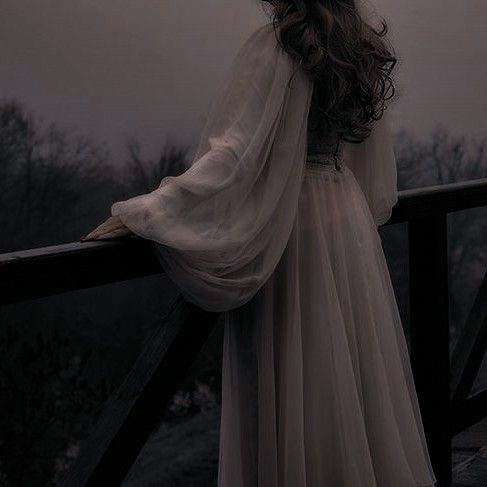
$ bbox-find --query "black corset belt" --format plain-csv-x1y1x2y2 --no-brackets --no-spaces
305,153,343,170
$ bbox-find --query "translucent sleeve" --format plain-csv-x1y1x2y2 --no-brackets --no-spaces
110,23,314,312
342,110,399,226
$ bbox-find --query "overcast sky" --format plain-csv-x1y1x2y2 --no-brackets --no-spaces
1,0,486,162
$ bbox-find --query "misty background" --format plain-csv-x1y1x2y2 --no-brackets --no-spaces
1,0,486,163
0,1,486,486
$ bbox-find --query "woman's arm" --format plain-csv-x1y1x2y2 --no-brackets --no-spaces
342,110,398,226
78,23,313,312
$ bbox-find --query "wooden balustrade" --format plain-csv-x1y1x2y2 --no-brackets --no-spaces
1,177,487,487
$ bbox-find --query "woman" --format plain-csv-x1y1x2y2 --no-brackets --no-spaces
84,1,437,485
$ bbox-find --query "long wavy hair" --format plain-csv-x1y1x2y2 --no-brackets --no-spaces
263,0,397,146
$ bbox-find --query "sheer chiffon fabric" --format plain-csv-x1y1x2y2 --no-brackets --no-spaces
112,23,313,312
111,22,437,486
219,162,437,486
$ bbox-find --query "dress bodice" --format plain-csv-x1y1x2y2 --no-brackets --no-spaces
306,88,344,164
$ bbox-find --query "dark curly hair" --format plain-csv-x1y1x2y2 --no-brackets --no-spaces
262,0,397,145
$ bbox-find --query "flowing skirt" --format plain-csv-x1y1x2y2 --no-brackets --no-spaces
217,161,438,486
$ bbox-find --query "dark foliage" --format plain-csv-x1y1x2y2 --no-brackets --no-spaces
0,326,113,486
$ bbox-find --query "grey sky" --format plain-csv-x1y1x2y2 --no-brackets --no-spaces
1,0,486,162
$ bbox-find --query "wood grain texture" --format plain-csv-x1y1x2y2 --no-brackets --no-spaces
0,238,162,305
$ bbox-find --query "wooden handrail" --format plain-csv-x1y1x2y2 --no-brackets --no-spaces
2,177,487,306
0,238,161,306
387,177,487,223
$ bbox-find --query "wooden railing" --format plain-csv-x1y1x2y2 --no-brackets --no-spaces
1,177,487,487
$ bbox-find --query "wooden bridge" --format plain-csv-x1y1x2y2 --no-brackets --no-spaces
1,177,487,487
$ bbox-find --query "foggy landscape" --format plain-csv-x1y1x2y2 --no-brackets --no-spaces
1,0,486,162
0,1,486,486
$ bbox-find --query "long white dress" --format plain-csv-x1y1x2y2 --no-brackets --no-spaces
111,22,438,486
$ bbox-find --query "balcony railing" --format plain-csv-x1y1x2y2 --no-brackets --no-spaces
1,177,487,487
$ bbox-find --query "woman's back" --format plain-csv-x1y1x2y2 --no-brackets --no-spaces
306,87,343,168
306,86,343,160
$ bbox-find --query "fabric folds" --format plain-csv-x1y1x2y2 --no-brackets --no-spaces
218,164,437,486
109,21,437,487
111,22,313,312
342,111,399,226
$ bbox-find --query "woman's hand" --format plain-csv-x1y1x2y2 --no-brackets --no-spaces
81,216,133,241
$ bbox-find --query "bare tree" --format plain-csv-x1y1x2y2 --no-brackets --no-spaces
394,125,486,189
394,125,487,342
0,99,113,251
122,135,189,195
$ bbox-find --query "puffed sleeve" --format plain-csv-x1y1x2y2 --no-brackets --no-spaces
342,110,398,226
110,23,314,312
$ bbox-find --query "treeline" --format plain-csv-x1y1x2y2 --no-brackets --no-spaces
0,98,191,487
0,98,188,252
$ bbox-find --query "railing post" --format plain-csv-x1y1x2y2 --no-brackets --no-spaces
409,215,451,486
